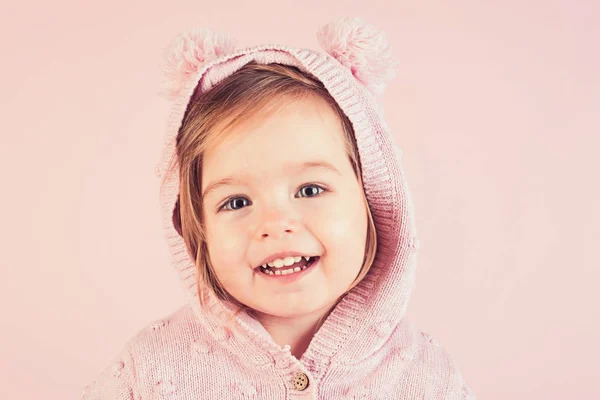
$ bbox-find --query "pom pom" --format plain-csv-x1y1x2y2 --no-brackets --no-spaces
160,26,237,101
317,17,398,95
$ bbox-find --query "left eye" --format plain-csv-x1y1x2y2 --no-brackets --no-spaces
298,185,325,198
219,184,326,212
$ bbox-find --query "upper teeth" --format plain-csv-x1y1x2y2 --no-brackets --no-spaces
263,256,311,269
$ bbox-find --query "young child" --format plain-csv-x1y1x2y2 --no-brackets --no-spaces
80,16,475,399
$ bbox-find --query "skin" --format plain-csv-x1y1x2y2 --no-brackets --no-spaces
201,95,368,359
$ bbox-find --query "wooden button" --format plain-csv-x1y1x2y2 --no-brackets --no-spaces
293,372,309,391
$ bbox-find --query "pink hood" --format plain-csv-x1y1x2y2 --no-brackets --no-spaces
157,42,423,369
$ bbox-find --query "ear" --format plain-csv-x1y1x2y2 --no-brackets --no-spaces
160,26,237,101
316,17,399,95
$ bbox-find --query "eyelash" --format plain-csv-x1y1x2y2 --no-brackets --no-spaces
218,184,328,212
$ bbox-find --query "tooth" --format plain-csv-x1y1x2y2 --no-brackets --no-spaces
293,267,301,272
283,257,295,266
267,256,309,269
275,270,281,275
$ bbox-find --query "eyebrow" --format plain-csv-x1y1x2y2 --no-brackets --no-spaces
202,160,342,201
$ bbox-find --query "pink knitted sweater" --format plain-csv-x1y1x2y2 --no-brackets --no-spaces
80,27,475,400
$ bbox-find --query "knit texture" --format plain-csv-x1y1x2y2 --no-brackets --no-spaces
80,44,475,399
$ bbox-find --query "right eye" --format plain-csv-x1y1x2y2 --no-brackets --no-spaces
220,197,250,212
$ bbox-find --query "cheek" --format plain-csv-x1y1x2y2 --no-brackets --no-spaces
205,221,247,277
315,195,368,253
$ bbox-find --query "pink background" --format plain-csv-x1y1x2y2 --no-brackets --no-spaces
1,1,598,398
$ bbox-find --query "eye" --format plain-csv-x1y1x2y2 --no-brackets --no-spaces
297,184,325,198
218,184,327,212
221,197,250,212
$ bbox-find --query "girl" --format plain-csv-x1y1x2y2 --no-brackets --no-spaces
81,17,475,399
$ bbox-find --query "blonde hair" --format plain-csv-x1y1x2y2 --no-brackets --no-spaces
167,61,377,332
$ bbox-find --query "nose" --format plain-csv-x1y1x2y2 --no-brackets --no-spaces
257,206,299,240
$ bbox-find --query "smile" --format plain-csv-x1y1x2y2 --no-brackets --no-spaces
257,256,320,277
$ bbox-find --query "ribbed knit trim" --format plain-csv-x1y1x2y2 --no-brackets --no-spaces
156,44,420,383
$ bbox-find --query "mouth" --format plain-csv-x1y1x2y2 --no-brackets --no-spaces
254,256,320,277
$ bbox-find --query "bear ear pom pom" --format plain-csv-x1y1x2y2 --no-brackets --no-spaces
159,19,396,100
160,27,237,101
317,17,399,95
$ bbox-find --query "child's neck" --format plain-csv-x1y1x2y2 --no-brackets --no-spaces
254,305,334,360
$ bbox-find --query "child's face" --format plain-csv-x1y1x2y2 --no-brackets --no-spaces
201,95,368,320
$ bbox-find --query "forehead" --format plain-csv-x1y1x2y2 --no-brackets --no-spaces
201,96,349,195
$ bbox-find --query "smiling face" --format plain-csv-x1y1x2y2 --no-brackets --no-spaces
201,95,369,319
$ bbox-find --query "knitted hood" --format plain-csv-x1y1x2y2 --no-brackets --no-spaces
155,18,421,375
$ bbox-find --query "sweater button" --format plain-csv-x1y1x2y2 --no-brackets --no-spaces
293,372,309,391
